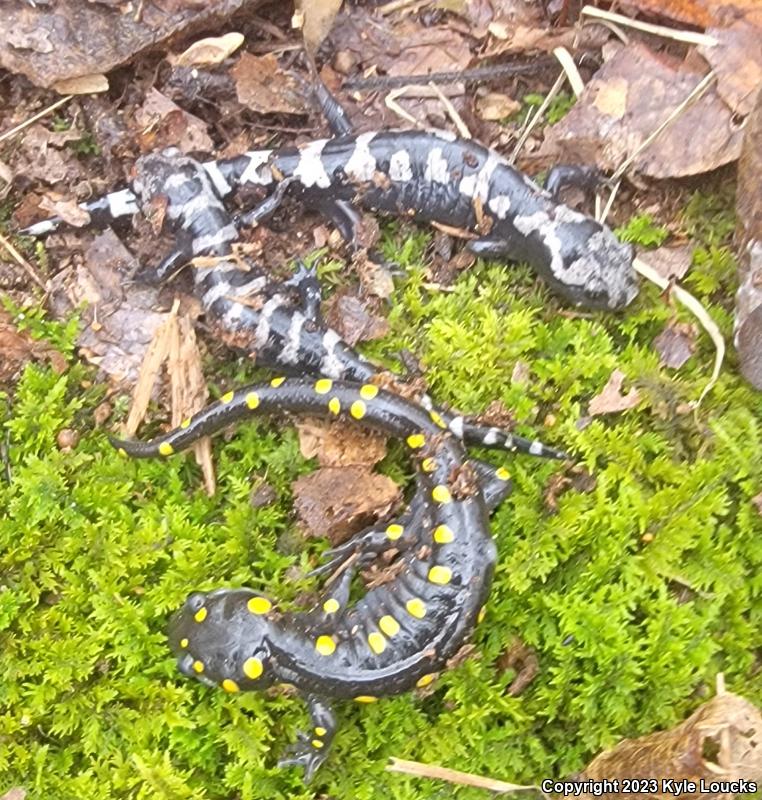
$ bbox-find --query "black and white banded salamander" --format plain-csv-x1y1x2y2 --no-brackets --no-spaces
26,147,569,461
23,132,637,310
113,377,511,780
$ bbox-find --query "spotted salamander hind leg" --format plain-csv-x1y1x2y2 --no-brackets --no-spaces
277,693,337,782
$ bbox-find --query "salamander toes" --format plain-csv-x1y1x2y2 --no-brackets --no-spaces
278,739,329,782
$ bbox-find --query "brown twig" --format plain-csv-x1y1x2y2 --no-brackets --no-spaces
386,758,541,794
0,232,48,290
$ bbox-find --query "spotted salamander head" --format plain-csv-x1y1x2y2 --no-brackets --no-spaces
169,588,275,693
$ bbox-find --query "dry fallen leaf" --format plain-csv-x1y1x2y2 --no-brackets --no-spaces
136,87,213,153
543,41,744,178
296,0,343,57
588,369,640,416
0,308,67,384
653,321,697,369
52,72,109,95
297,418,387,468
173,32,244,68
475,91,521,121
576,691,762,800
230,52,304,116
324,291,390,347
293,467,401,544
624,0,762,28
38,195,92,228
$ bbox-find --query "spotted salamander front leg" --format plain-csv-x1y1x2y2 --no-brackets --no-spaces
277,694,337,781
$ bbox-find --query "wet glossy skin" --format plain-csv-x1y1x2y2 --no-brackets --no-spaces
114,377,507,779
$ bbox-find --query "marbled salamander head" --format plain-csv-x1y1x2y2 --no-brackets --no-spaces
169,588,274,693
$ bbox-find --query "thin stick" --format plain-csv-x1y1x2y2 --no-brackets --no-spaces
632,256,725,409
384,88,424,127
428,82,471,138
580,5,718,47
553,46,584,98
0,232,47,290
509,71,565,164
386,758,539,794
0,96,73,144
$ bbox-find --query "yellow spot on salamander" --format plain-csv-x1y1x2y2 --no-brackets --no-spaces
430,410,447,428
386,523,404,541
158,442,174,457
407,433,425,449
314,726,327,736
179,638,189,649
354,696,377,703
243,657,264,680
368,631,386,654
350,400,366,419
416,673,437,688
315,378,333,394
271,377,286,387
496,466,511,481
432,485,452,504
379,615,400,637
247,597,272,615
315,635,336,656
192,660,204,673
360,384,379,400
421,457,437,473
406,598,426,618
312,739,324,748
328,396,341,415
428,565,452,585
433,524,454,544
194,607,207,623
180,418,191,429
477,606,486,624
323,598,340,614
245,391,260,409
117,447,127,458
221,391,235,404
222,678,240,693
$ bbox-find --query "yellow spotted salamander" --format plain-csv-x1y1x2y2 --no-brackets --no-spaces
113,377,509,779
24,147,568,462
23,135,637,310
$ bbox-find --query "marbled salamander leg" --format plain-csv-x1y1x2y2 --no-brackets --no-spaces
544,165,604,200
277,694,337,782
282,259,323,326
236,176,297,229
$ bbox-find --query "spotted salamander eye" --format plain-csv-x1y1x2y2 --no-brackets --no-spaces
185,592,206,612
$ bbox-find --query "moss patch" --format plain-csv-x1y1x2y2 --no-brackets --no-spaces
1,190,761,798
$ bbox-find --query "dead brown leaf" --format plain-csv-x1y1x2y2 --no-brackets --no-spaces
48,229,167,385
588,369,640,416
324,291,390,346
136,88,213,153
624,0,762,28
0,0,264,89
542,41,744,178
752,492,762,515
699,20,762,117
297,419,387,467
0,307,66,384
230,52,305,116
1,789,27,800
495,638,539,696
653,321,697,369
475,91,520,121
649,244,694,281
52,73,108,95
576,691,762,800
12,124,86,186
38,195,91,228
293,467,401,544
172,32,245,68
296,0,343,57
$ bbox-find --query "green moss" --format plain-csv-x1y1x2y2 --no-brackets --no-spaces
1,195,761,798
